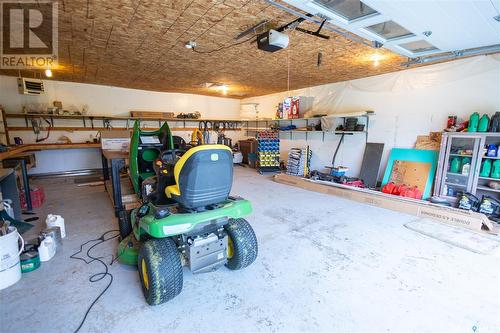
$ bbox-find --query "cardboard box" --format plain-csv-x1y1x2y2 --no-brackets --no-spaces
238,139,258,165
274,174,497,234
101,130,131,151
282,96,314,119
415,132,442,150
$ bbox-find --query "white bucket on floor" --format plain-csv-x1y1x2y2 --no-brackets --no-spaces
0,226,24,290
46,214,66,238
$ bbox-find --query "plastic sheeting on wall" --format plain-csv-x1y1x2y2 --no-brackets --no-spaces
241,55,500,179
243,54,500,118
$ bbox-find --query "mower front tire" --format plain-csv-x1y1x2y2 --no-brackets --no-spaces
137,238,183,305
118,210,133,239
224,218,258,270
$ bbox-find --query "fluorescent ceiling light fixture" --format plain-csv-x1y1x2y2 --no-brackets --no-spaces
365,20,415,41
399,40,439,53
312,0,378,21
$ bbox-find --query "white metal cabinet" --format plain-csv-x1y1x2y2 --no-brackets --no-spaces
434,132,500,202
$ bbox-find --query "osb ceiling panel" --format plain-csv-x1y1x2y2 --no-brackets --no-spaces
0,0,412,98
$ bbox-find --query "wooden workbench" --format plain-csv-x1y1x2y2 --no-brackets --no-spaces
0,143,100,160
101,149,138,209
0,143,100,211
100,149,141,237
101,149,128,160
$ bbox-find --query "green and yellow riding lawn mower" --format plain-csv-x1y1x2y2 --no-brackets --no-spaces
118,121,258,305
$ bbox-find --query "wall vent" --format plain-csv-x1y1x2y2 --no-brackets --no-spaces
17,77,45,95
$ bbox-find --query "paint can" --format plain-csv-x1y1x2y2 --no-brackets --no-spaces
0,226,25,290
20,244,40,273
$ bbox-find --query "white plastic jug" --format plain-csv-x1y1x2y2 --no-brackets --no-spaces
3,199,14,218
46,214,66,238
0,226,24,290
38,235,56,262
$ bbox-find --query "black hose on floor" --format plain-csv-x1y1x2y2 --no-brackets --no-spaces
69,229,120,333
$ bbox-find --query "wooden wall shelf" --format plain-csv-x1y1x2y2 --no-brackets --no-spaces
7,126,241,132
4,113,243,141
4,113,242,122
0,143,100,160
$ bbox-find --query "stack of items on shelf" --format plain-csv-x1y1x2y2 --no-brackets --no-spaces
479,144,500,180
456,142,500,224
257,131,280,172
445,112,500,133
448,150,473,175
286,147,311,177
275,96,312,119
467,112,500,132
335,117,365,132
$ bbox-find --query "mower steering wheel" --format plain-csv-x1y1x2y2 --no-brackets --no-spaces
160,149,185,164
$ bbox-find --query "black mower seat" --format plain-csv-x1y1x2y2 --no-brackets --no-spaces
165,145,233,209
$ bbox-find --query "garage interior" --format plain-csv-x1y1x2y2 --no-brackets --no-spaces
0,0,499,332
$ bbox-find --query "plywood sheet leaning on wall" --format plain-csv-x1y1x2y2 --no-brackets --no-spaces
359,142,384,189
382,148,439,199
389,160,431,193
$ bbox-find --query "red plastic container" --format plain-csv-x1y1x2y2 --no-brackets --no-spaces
20,186,45,209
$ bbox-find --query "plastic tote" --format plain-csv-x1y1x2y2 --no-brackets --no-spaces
0,226,25,290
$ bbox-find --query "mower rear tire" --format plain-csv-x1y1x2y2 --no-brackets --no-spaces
137,238,183,305
224,218,258,270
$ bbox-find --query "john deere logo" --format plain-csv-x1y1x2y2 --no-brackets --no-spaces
1,0,58,69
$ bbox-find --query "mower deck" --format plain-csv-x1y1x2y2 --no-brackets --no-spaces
117,198,252,266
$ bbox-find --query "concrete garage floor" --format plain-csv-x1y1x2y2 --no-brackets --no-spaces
2,167,499,333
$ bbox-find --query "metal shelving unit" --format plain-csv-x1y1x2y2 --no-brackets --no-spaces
243,113,372,142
